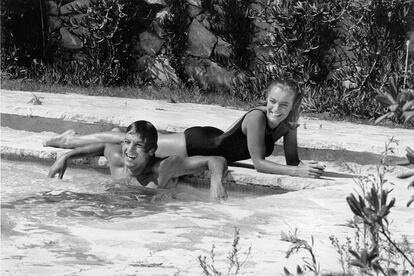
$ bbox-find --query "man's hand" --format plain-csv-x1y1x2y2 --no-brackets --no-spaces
210,179,228,200
48,155,68,179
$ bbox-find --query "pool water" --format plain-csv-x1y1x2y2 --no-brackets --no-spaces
2,159,413,275
1,159,285,222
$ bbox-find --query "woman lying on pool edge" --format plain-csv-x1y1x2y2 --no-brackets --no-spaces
45,78,325,179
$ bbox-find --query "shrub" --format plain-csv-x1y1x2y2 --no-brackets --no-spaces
239,0,414,118
1,0,46,79
375,75,414,124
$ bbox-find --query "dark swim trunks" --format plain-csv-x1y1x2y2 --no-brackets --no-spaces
184,109,288,163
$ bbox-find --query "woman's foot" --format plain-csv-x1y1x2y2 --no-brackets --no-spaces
44,129,76,148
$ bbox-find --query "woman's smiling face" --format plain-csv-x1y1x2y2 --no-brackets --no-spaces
266,85,295,128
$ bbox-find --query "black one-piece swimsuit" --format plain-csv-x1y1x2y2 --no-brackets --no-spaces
184,109,289,163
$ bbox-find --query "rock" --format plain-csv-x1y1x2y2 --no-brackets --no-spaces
253,19,274,31
60,0,90,15
69,26,89,37
139,31,164,56
213,4,225,16
186,0,202,7
46,1,58,16
250,45,273,62
249,2,264,14
195,13,206,21
149,57,180,84
155,8,171,24
59,27,83,49
185,57,233,90
144,0,167,5
150,20,165,38
48,17,62,32
134,55,151,72
187,4,203,18
200,17,211,29
61,14,87,28
214,37,232,59
136,55,179,84
186,19,217,58
408,31,414,53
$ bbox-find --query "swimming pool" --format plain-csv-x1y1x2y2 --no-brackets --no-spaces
2,159,413,275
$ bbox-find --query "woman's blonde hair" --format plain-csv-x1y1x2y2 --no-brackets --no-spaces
265,79,302,130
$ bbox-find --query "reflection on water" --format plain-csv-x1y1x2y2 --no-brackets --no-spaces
1,159,284,222
4,184,176,220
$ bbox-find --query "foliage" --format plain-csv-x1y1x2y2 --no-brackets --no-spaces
375,75,414,124
238,0,414,118
344,138,414,274
282,138,414,275
45,0,138,86
198,228,251,276
281,228,320,275
329,235,353,275
163,0,190,84
2,0,414,121
396,146,414,207
202,0,254,69
0,0,46,79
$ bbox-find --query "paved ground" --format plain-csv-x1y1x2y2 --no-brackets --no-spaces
2,89,413,159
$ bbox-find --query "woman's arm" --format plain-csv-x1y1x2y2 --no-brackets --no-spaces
48,143,105,178
243,112,323,178
283,128,300,166
243,111,296,175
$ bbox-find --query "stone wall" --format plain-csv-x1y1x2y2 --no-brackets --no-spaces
44,0,268,90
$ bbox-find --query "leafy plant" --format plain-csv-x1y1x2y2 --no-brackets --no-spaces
1,0,46,79
163,0,190,85
281,228,320,275
375,75,414,124
397,146,414,207
27,93,43,105
329,235,353,275
345,139,414,274
198,228,251,276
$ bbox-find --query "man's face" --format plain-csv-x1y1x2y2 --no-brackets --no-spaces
121,132,153,170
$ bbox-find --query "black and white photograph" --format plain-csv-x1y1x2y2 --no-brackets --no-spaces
1,0,414,275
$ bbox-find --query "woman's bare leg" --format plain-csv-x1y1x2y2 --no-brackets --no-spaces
44,130,125,149
156,133,188,158
45,129,188,158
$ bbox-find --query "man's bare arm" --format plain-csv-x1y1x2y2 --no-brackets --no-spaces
48,143,105,179
158,155,228,200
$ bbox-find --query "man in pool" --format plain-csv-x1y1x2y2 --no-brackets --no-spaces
48,120,228,200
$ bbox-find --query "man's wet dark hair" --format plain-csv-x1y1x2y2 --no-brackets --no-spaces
125,120,158,151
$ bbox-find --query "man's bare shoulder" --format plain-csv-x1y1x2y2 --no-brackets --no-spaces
158,155,184,169
104,143,123,166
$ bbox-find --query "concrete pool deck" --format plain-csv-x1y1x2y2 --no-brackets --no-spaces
2,88,413,190
2,89,413,163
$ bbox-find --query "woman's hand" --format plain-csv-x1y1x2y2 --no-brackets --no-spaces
48,155,68,179
293,161,325,178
